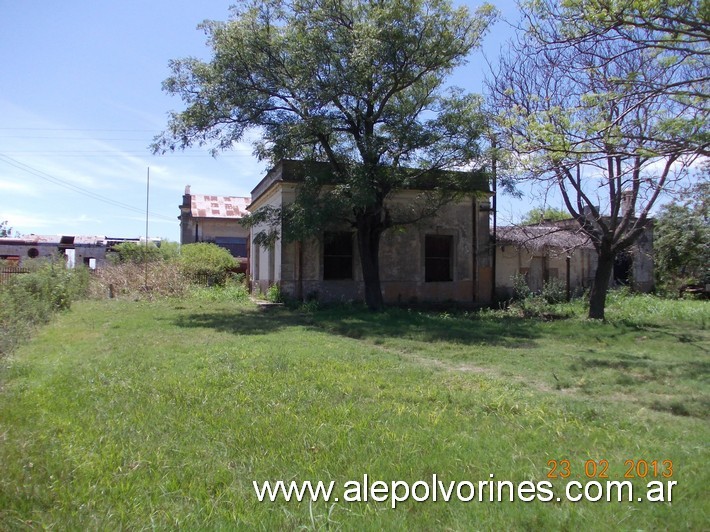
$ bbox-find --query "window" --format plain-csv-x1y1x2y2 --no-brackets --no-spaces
425,235,453,282
214,237,248,258
323,232,353,280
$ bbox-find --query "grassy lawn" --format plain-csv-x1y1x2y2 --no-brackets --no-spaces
0,295,707,530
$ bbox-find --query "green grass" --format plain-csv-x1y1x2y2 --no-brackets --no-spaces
0,295,708,530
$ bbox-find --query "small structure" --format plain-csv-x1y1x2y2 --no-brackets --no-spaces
495,225,595,299
0,234,111,268
178,186,250,273
248,160,493,305
495,219,654,299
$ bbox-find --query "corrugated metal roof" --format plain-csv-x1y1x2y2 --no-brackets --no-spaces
190,195,250,219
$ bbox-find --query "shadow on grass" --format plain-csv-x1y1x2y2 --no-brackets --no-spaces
172,303,543,349
307,306,543,348
171,305,310,336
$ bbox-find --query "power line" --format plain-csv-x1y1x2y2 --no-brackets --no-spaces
0,127,157,132
0,150,252,157
0,153,175,222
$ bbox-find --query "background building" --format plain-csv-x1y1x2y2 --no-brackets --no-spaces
178,186,250,273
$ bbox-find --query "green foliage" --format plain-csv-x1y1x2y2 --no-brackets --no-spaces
0,261,89,356
511,273,532,301
0,220,15,238
509,274,568,317
265,283,283,303
654,180,710,291
154,0,496,310
0,296,707,528
111,242,166,264
189,275,250,302
179,242,237,286
541,277,567,304
520,206,571,225
488,0,705,319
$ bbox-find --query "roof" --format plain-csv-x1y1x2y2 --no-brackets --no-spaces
250,159,490,204
190,195,250,219
496,225,594,253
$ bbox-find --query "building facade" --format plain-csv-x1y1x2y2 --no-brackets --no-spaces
0,235,111,268
495,220,654,299
248,160,493,305
178,186,251,273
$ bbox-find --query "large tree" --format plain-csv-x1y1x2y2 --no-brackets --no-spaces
522,0,709,156
153,0,496,310
488,2,707,319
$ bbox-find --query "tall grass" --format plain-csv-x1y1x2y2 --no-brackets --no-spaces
88,261,186,300
0,260,89,356
0,296,706,529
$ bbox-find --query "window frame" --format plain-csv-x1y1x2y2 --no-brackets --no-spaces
424,234,454,283
323,231,354,280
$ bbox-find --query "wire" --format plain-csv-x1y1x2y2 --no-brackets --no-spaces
0,153,175,222
0,127,157,132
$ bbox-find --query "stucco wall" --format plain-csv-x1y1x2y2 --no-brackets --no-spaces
495,245,595,300
250,186,493,305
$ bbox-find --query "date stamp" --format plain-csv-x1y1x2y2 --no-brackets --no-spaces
547,459,674,479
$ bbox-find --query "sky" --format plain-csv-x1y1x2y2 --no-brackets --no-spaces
0,0,524,242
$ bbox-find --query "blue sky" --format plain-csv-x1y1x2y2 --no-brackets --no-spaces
0,0,524,241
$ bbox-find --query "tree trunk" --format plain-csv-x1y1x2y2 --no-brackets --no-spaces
588,248,615,320
355,214,384,311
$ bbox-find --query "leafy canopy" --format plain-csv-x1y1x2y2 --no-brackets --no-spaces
654,179,710,287
520,206,571,225
154,0,496,309
153,0,495,236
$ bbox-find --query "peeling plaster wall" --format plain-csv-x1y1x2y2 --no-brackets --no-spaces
250,184,493,305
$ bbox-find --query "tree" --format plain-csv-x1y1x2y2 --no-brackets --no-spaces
521,0,709,157
488,3,706,319
654,180,710,289
520,206,571,225
152,0,496,310
0,220,16,238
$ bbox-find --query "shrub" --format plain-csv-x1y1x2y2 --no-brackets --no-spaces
265,283,283,303
541,278,567,304
179,243,237,286
511,273,532,301
0,261,89,356
189,275,250,302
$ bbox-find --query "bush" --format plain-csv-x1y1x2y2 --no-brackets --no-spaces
179,243,237,286
507,274,570,318
0,261,89,356
265,283,283,303
189,275,250,302
108,241,180,265
541,278,567,304
511,273,532,301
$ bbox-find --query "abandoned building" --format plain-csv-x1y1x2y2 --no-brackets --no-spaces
248,160,494,305
0,235,112,268
495,219,654,299
172,160,655,304
178,186,250,273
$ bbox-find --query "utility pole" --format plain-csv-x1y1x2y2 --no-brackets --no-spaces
144,167,150,290
491,136,497,303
